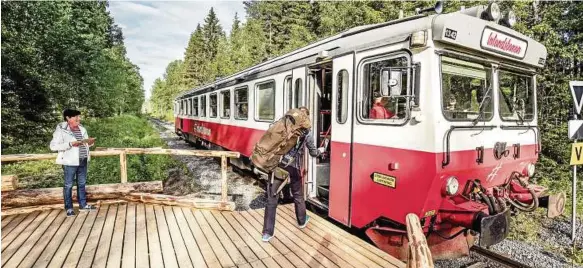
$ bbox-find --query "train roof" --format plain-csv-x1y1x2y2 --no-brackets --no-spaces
176,8,547,100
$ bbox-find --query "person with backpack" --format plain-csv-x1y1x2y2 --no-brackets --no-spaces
251,107,324,242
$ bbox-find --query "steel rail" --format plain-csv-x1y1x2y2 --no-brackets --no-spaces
470,246,532,268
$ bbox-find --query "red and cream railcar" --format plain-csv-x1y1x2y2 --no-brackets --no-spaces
173,3,564,260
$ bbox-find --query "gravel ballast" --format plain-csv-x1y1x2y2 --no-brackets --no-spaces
152,119,265,210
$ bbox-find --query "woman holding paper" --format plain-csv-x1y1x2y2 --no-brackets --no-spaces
49,109,96,217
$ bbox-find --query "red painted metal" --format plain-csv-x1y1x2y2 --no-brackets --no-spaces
176,117,544,260
329,141,351,225
366,226,475,260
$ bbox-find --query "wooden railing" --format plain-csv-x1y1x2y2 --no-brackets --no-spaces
1,148,240,207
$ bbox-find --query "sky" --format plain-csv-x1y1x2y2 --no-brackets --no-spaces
108,1,246,99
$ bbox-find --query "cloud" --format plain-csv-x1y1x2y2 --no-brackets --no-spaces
108,1,246,99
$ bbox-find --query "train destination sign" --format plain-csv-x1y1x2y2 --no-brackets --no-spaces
481,27,527,59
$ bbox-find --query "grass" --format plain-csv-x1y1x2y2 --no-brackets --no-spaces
2,114,184,188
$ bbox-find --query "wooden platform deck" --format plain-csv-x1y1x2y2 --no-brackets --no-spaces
1,203,405,268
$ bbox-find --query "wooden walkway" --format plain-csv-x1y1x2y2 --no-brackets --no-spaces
0,203,405,268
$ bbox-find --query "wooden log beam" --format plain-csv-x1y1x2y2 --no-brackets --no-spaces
2,175,18,191
406,213,434,268
0,181,163,209
124,193,235,211
1,200,127,216
92,148,240,158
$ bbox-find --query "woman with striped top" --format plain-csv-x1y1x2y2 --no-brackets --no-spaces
50,109,96,217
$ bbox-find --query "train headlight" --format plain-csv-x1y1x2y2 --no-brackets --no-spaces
483,3,501,21
525,163,536,177
445,176,459,196
502,10,517,27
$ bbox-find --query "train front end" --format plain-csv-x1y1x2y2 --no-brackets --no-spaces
363,4,565,260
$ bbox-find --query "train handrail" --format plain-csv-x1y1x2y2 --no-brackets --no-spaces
442,125,496,168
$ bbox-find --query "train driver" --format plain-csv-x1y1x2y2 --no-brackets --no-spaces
369,91,394,119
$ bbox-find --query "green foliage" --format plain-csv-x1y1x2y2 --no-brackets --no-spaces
1,1,144,152
2,115,178,188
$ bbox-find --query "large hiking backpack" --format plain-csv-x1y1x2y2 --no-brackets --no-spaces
251,108,311,173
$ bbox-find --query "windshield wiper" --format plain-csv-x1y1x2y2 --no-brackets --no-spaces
473,85,492,125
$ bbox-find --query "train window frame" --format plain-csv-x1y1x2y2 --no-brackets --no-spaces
254,79,276,122
220,89,231,119
356,51,412,126
200,95,207,117
284,75,293,111
192,96,199,117
336,69,349,124
497,68,535,123
234,86,249,120
188,98,192,115
439,55,494,122
209,93,218,118
294,78,303,108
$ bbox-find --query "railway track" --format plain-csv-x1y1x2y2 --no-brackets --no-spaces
467,246,532,268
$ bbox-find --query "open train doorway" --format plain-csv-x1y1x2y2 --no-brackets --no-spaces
306,61,333,209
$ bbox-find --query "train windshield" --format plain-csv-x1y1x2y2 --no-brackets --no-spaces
441,56,493,121
498,70,535,121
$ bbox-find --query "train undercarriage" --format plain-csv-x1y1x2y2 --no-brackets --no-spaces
365,175,566,260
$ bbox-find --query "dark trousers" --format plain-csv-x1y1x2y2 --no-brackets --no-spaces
262,165,306,236
63,158,88,210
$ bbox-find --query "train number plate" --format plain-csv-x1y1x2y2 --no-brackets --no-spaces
372,173,396,188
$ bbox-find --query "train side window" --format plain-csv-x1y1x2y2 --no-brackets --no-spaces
200,95,207,117
255,80,275,121
361,55,410,123
221,90,231,118
441,56,492,121
188,98,192,115
181,100,185,115
210,93,218,118
294,78,303,107
337,70,349,124
192,97,199,116
285,76,293,110
235,86,248,120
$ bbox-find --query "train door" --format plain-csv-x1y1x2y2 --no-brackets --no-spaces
328,54,354,225
306,60,333,209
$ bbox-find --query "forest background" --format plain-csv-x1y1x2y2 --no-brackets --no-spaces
1,0,583,259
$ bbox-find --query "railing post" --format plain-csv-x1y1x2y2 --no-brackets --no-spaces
406,213,434,268
221,155,228,203
120,152,127,183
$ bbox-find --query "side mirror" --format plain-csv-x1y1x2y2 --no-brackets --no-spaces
381,69,403,96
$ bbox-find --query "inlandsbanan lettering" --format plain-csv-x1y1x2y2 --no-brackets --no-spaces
194,125,211,136
480,28,527,58
486,32,522,55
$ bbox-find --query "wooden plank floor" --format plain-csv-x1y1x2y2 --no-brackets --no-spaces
1,203,405,268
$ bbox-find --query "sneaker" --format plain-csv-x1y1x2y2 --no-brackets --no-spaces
66,209,75,217
299,215,310,229
79,205,96,212
262,233,273,242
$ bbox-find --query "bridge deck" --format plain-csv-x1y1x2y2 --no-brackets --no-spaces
1,203,405,268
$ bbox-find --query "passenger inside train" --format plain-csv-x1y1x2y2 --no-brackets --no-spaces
369,92,395,119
